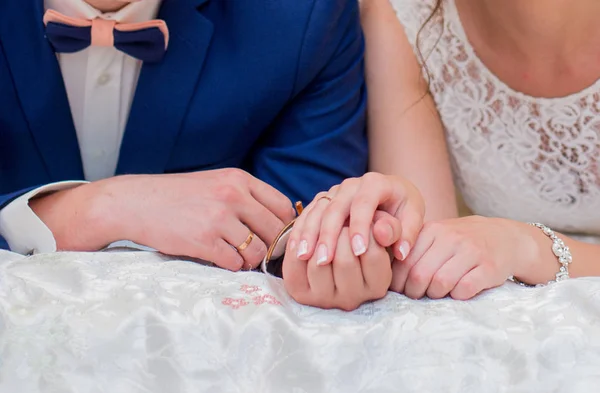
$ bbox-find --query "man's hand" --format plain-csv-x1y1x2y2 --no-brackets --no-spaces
30,169,295,271
282,227,392,311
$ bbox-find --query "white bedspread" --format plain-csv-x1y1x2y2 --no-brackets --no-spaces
1,250,600,393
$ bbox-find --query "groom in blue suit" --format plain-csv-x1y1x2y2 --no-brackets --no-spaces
0,0,367,270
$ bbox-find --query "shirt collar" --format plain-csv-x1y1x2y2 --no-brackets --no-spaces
44,0,163,23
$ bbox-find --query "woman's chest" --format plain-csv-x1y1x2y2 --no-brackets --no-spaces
433,73,600,233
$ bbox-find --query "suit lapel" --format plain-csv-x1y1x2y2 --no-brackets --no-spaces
1,0,84,180
117,0,214,175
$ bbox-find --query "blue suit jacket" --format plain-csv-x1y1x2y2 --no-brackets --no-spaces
0,0,368,250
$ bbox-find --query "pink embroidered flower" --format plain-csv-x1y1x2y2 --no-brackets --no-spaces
263,294,282,305
252,294,282,306
222,298,249,309
240,284,261,294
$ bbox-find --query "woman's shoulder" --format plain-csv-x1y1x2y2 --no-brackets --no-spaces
373,0,449,64
386,0,442,38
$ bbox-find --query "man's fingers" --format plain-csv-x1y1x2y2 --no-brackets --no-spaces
247,172,296,224
188,238,244,272
237,197,286,246
221,219,268,270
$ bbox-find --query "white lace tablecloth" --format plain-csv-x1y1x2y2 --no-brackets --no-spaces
1,250,600,393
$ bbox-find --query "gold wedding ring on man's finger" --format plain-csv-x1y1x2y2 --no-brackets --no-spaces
236,231,255,252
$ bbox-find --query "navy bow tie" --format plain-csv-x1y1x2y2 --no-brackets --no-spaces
43,10,169,63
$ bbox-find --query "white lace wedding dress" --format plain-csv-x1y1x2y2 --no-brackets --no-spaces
391,0,600,241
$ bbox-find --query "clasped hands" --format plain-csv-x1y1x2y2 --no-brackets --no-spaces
31,169,536,312
282,173,534,310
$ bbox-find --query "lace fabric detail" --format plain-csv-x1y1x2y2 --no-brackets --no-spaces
390,0,600,237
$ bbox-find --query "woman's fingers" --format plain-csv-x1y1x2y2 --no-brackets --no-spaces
349,174,425,262
426,255,475,299
391,193,425,261
348,174,396,256
290,174,425,270
288,191,333,261
282,240,311,304
403,241,455,299
313,180,361,265
306,248,336,307
372,210,402,247
390,227,435,293
450,266,491,301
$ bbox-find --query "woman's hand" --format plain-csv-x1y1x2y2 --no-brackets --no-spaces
390,216,543,300
282,227,392,311
288,172,425,266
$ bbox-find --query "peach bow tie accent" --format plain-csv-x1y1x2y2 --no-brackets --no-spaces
43,8,169,62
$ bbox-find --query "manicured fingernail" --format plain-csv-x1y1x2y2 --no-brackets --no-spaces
289,239,297,252
297,240,308,258
316,244,328,265
352,235,366,256
399,241,411,261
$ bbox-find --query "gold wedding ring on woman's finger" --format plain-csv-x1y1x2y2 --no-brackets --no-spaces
318,195,332,203
236,231,255,252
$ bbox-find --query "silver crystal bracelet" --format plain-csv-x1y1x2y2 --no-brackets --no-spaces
508,223,572,287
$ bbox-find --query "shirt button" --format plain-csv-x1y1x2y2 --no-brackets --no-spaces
97,74,111,86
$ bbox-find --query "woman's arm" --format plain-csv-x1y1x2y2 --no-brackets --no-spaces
518,225,600,283
360,0,458,221
390,216,600,300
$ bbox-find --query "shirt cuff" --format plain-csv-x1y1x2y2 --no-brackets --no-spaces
0,181,88,255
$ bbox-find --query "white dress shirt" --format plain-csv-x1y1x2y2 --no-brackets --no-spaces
0,0,162,254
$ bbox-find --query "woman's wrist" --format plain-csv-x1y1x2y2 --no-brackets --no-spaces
512,221,570,285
